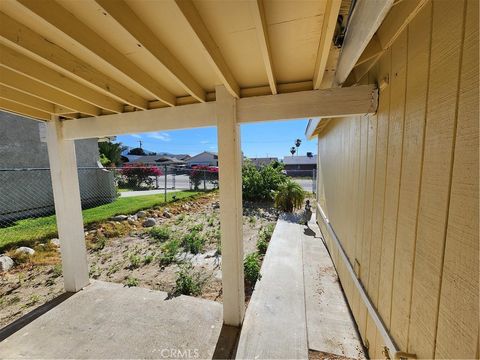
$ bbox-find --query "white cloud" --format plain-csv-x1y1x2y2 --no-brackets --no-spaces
200,140,210,144
147,132,171,141
130,134,142,139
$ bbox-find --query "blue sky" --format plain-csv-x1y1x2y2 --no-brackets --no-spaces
116,119,317,159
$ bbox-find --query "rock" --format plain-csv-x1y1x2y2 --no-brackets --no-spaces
0,256,14,272
127,216,137,225
15,246,35,256
163,210,171,218
136,211,147,218
182,204,190,211
212,202,220,209
111,214,128,221
143,218,156,227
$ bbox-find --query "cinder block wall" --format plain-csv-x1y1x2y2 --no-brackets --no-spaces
315,1,478,358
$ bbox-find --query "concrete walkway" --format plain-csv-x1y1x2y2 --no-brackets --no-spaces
120,188,179,197
0,281,223,359
236,213,365,359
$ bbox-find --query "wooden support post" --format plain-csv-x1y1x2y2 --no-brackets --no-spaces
216,85,245,326
46,116,89,292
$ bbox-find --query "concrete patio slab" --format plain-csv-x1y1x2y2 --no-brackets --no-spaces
236,213,308,360
0,280,223,359
303,215,365,359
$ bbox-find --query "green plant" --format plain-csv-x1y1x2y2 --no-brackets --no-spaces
207,216,215,227
98,141,126,167
160,239,180,265
274,180,305,212
129,253,142,269
89,235,107,251
125,276,139,287
149,226,171,242
189,223,204,232
27,294,41,306
174,264,203,296
182,232,205,254
259,223,275,243
256,238,268,254
242,162,287,201
107,262,122,276
175,214,185,225
143,253,155,264
244,252,261,284
51,264,62,278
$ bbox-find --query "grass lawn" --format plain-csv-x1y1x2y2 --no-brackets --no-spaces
0,191,199,251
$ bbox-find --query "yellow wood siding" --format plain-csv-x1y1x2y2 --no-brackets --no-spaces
315,1,479,358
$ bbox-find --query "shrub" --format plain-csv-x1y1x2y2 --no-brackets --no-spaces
260,223,275,242
274,180,305,212
174,264,203,296
242,162,287,201
256,238,268,254
182,231,205,254
244,252,261,284
189,166,218,190
160,239,180,265
129,253,142,269
143,253,155,264
125,277,139,287
189,223,204,232
149,226,171,242
119,163,162,189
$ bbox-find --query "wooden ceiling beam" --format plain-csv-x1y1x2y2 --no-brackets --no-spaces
0,98,50,121
17,0,176,106
313,0,342,89
249,0,277,95
334,0,394,85
0,67,99,116
0,13,148,110
0,44,123,113
95,0,205,103
0,86,55,114
173,0,240,98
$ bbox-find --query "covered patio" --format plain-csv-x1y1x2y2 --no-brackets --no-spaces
0,0,444,359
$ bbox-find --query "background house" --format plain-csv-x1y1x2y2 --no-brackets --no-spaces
283,154,317,177
248,157,278,168
186,151,218,167
0,111,116,223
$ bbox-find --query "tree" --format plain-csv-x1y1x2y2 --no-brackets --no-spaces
119,163,162,189
274,179,305,212
98,142,125,167
290,147,296,156
128,147,146,156
295,138,302,156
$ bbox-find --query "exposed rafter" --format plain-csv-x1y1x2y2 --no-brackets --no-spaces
249,0,277,95
0,12,148,110
0,67,99,116
96,0,205,103
0,98,50,121
173,0,240,98
0,86,54,114
335,0,394,85
17,0,176,106
313,0,342,89
0,44,123,113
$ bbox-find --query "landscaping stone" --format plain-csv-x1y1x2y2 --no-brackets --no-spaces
136,211,147,218
127,216,137,225
143,218,156,227
163,210,171,218
111,215,128,221
0,255,14,272
212,202,220,209
15,247,35,256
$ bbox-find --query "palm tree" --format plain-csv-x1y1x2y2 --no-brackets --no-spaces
274,179,305,212
98,142,126,167
295,138,302,156
290,146,296,156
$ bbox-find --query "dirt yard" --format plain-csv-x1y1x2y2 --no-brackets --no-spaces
0,192,279,328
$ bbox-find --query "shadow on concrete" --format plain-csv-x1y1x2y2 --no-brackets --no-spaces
0,292,73,342
212,324,241,359
303,226,317,237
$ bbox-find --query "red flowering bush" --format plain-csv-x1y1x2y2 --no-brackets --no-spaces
119,163,162,189
189,166,218,190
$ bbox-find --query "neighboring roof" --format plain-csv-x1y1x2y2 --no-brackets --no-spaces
248,157,278,167
129,155,185,165
186,151,218,162
283,155,317,165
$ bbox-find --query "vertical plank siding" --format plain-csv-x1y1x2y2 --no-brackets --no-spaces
316,1,478,358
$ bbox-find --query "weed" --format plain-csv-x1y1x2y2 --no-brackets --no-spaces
51,264,62,278
216,239,222,255
89,235,107,251
143,253,155,264
207,217,215,227
125,276,139,287
173,264,203,296
27,294,41,306
107,262,122,276
89,264,100,279
174,214,185,225
160,239,180,265
129,253,142,269
9,296,21,305
149,226,171,242
256,238,268,254
244,252,261,284
189,223,204,232
248,216,256,225
182,231,205,254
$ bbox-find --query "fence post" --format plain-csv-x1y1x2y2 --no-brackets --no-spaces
312,169,316,194
164,165,167,202
203,169,207,191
